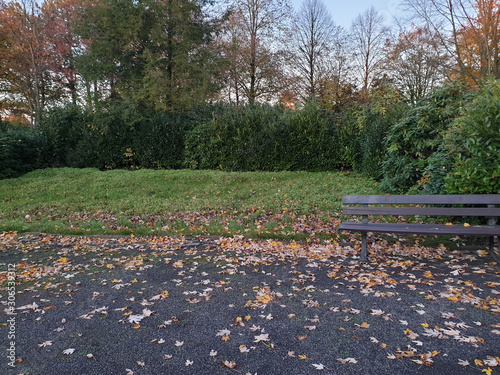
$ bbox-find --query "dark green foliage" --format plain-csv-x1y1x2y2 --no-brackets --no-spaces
74,0,224,112
184,100,344,172
380,83,468,193
39,105,90,167
133,112,199,169
0,124,48,179
444,80,500,194
38,103,218,171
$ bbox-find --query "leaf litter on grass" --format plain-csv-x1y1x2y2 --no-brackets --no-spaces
0,231,499,374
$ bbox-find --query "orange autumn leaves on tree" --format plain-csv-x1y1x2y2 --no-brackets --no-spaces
455,0,500,84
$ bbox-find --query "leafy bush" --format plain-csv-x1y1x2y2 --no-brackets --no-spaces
185,101,343,172
133,112,198,169
380,83,468,193
444,80,500,194
0,125,48,179
39,105,90,166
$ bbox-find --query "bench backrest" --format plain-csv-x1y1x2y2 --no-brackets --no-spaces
342,195,500,217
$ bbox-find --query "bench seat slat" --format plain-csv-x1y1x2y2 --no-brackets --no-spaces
343,194,500,205
338,222,500,236
343,206,500,217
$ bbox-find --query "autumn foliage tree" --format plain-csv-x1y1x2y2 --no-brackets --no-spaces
0,0,80,125
221,0,293,104
384,26,450,102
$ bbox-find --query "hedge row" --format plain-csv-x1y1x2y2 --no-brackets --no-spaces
1,100,390,178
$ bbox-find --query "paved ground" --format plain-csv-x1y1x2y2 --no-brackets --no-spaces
0,232,499,375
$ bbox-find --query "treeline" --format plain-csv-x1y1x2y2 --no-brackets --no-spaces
2,80,499,195
2,0,500,123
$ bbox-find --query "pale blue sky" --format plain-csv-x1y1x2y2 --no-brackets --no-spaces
291,0,399,29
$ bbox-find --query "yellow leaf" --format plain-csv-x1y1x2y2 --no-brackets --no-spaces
221,335,230,342
130,278,138,283
132,323,140,329
380,343,387,349
299,355,307,360
421,323,429,328
482,368,492,375
464,223,470,227
475,359,484,367
445,222,453,226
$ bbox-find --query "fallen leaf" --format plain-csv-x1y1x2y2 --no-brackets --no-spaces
254,333,270,343
222,360,237,369
38,341,53,348
337,357,358,364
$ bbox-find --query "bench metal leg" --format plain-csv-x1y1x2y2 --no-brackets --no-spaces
361,232,368,261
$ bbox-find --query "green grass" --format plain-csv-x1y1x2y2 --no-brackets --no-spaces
0,168,379,239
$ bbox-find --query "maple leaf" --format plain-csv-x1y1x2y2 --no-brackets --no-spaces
239,345,250,353
404,329,419,340
337,357,357,364
163,354,173,360
370,309,385,316
38,341,53,348
62,348,75,355
185,359,193,366
312,363,325,370
484,357,499,367
175,341,184,347
222,360,237,369
482,368,493,375
254,333,270,343
128,315,145,324
216,329,231,337
249,324,262,332
209,350,217,357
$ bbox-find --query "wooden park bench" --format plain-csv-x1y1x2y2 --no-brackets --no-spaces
338,195,500,262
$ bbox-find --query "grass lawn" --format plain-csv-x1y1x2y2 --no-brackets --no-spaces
0,168,379,239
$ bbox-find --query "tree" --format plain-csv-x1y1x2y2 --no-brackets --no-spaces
384,26,451,102
400,0,500,84
221,0,293,104
0,0,51,125
351,7,391,94
74,0,223,112
0,0,79,124
292,0,343,101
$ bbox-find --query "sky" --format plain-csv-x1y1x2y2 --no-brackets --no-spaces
290,0,400,29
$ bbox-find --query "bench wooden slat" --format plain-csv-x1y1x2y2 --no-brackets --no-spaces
343,194,500,205
343,206,500,217
338,222,500,236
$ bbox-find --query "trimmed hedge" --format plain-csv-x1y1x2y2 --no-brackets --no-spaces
0,124,48,179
